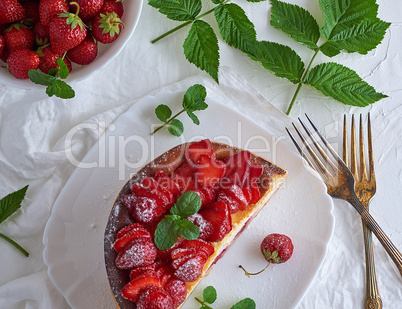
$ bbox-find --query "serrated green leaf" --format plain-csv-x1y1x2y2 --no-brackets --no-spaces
28,70,54,86
253,41,304,84
210,0,223,4
154,217,179,250
214,3,256,53
148,0,202,21
47,80,75,99
183,84,208,111
56,58,69,79
0,186,28,225
270,0,320,50
168,119,184,136
320,18,390,57
183,20,220,83
155,104,172,122
170,191,202,217
203,286,217,304
231,298,256,309
176,218,200,240
304,62,387,106
187,111,200,125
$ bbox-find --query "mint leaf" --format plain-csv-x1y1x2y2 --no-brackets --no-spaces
183,20,219,83
155,104,172,122
203,286,217,304
56,58,69,79
170,191,202,217
46,79,75,99
176,218,200,240
149,0,202,21
214,3,256,53
253,41,304,84
304,62,387,106
154,217,180,250
320,18,390,57
28,70,54,86
168,119,184,136
0,186,28,224
183,84,208,111
231,298,256,309
187,111,199,125
270,0,320,50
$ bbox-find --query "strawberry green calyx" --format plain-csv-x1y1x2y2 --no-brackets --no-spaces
263,248,282,264
59,2,84,31
99,12,124,36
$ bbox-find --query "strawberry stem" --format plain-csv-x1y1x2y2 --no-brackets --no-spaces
69,2,80,17
239,261,271,278
0,232,29,257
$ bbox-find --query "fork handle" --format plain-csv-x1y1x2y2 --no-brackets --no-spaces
348,193,402,277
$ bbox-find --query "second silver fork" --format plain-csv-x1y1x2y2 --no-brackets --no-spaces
343,114,382,309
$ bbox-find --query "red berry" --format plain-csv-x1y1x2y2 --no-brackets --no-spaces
38,46,72,74
154,170,181,198
92,11,123,44
101,0,124,17
136,285,174,309
122,194,165,224
196,154,226,187
261,233,293,263
69,0,104,23
0,35,4,58
249,181,260,204
7,48,39,79
131,183,170,209
223,151,252,186
66,32,98,65
164,278,187,308
0,0,26,24
185,139,214,166
187,213,213,241
39,0,69,27
171,162,196,193
199,201,232,242
4,24,34,53
180,239,215,257
220,184,248,211
129,264,156,281
174,254,206,282
121,273,161,303
113,223,151,253
115,237,157,269
23,0,40,26
33,22,50,46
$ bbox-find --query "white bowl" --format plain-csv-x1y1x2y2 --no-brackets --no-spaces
0,0,143,89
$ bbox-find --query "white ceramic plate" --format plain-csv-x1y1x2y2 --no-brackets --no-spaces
0,0,143,89
43,89,334,309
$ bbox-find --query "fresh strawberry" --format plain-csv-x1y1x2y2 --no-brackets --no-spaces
141,177,174,206
116,222,147,239
174,254,206,282
92,11,123,44
185,139,214,166
249,181,260,204
164,278,187,308
199,201,232,242
38,46,72,74
154,170,181,198
33,22,50,46
216,191,239,214
136,285,174,309
0,35,4,58
0,45,10,63
49,7,87,54
241,186,252,204
121,272,161,303
23,0,40,26
154,265,174,286
4,24,34,53
240,233,294,277
66,32,97,65
171,162,196,193
101,0,124,17
181,239,214,256
7,48,39,79
39,0,69,27
187,213,213,241
249,164,263,183
221,184,248,211
0,0,26,24
69,0,104,23
196,154,226,187
223,151,252,186
129,264,156,281
122,194,165,224
113,223,151,253
155,237,184,260
131,183,170,209
115,237,157,269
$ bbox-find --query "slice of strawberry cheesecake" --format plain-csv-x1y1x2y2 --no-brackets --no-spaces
104,139,287,309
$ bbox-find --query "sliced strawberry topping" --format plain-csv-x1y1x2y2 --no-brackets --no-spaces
121,273,161,303
242,186,252,204
164,278,187,308
116,223,148,239
185,139,214,165
171,162,196,193
198,186,216,208
200,201,232,242
180,239,215,257
129,264,156,281
196,154,226,187
156,237,184,259
249,182,261,204
136,285,174,309
141,177,174,206
154,265,174,286
174,254,207,282
216,191,240,214
115,237,157,270
132,183,170,209
223,151,252,186
222,184,248,211
187,213,213,241
122,195,165,224
113,229,151,253
154,170,181,198
249,164,264,183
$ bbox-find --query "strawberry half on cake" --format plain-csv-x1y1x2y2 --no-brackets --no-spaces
104,139,287,309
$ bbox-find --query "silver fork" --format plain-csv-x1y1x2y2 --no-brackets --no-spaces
343,114,382,309
286,115,402,277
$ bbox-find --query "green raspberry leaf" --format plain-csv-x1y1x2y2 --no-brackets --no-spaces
231,298,256,309
270,0,320,50
183,20,220,83
214,3,257,53
28,70,54,86
203,286,217,304
0,186,28,225
304,62,387,107
253,41,304,84
168,119,184,136
155,104,172,122
176,218,200,240
154,217,180,250
148,0,202,21
182,84,208,111
56,58,69,79
170,191,202,217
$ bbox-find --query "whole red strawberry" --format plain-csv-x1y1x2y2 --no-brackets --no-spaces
69,0,103,23
33,22,50,46
23,0,40,27
49,6,87,54
240,233,293,277
92,11,123,44
38,46,72,74
101,0,123,17
66,33,97,65
0,0,26,24
0,35,4,58
7,48,40,79
4,24,34,53
39,0,70,27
